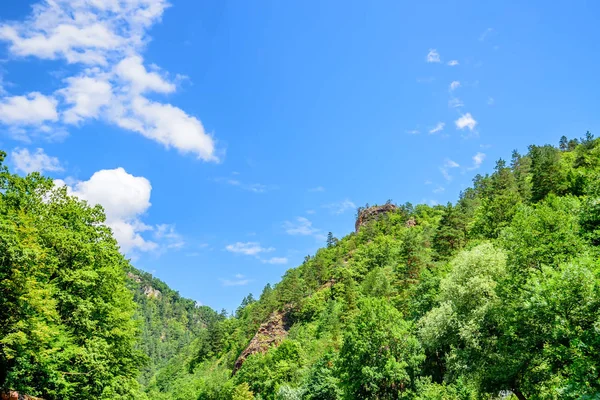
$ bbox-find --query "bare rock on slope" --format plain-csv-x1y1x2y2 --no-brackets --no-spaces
355,204,399,232
232,308,292,374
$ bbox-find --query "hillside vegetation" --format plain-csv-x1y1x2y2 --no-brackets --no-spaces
1,133,600,400
144,133,600,400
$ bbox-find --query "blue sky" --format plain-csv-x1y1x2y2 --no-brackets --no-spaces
0,0,597,312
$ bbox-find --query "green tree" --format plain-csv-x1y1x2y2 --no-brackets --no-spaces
302,353,342,400
433,203,466,260
338,298,424,399
0,152,145,399
529,144,567,202
470,159,523,238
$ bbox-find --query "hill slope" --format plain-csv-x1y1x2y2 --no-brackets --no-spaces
142,133,600,399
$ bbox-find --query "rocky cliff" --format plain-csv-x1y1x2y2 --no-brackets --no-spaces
355,203,399,232
232,308,292,374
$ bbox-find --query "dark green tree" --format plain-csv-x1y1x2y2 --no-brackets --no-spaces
338,298,424,399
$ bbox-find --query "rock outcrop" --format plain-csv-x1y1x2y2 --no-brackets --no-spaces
355,204,399,232
143,285,161,298
127,272,142,283
232,308,292,374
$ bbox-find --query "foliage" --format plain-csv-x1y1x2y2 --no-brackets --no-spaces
5,133,600,399
338,298,424,399
0,152,145,399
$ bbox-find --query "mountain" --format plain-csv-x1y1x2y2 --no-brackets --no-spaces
2,132,600,400
139,133,600,399
125,267,221,386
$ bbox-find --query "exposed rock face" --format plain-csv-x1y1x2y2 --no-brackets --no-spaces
143,285,161,298
127,272,142,283
1,391,43,400
355,204,399,232
232,308,292,374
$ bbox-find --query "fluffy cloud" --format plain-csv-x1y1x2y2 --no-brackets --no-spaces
447,60,459,66
117,96,216,160
426,49,440,63
59,76,113,123
455,113,477,131
0,92,58,126
114,55,175,94
449,81,461,91
58,167,156,253
0,0,218,160
11,147,63,174
55,167,180,254
429,122,445,134
225,242,274,256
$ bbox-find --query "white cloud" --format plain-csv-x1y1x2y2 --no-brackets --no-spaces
221,274,251,287
455,113,477,131
433,185,445,194
11,147,63,174
225,242,274,256
448,98,464,108
0,22,122,65
284,217,319,236
59,75,112,123
114,55,175,94
262,257,288,265
406,129,420,135
306,209,316,215
154,223,185,249
468,152,486,170
440,159,460,182
0,0,218,160
324,199,356,215
447,60,459,66
57,167,158,253
487,97,495,106
429,122,445,134
449,81,461,91
445,159,460,168
0,92,58,125
115,95,217,160
426,49,440,63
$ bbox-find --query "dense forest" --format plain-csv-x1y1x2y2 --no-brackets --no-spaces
1,133,600,399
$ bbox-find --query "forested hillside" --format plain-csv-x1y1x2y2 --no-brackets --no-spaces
2,133,600,400
125,267,222,385
142,133,600,400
